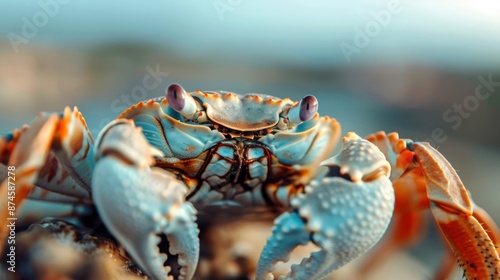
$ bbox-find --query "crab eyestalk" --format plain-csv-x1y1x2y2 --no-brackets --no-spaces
287,95,318,126
166,83,199,120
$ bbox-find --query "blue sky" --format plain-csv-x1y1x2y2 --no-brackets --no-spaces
1,0,500,70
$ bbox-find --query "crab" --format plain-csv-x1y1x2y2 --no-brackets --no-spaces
0,83,499,280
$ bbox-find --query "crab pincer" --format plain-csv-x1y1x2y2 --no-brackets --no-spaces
91,120,200,280
256,133,395,280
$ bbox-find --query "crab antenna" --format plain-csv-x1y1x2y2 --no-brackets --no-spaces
288,95,318,125
166,83,198,119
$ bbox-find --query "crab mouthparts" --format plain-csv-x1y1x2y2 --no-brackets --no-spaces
212,123,273,139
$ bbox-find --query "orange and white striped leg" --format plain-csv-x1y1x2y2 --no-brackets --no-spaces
0,107,95,250
366,131,500,279
0,113,59,248
413,142,500,280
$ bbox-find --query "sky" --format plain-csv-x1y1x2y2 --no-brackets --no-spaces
1,0,500,71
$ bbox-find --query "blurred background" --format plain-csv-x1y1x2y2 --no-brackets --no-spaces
0,1,499,279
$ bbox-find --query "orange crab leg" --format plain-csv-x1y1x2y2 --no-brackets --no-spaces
365,131,500,279
0,114,58,248
473,203,500,254
0,107,95,251
412,142,500,280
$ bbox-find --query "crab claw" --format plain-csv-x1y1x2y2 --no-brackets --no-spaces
92,119,199,280
256,133,395,280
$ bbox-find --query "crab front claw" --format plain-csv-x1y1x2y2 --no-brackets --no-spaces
256,133,395,280
91,119,199,280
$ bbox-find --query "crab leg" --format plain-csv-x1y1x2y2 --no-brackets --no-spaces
91,119,199,280
433,202,500,280
0,107,95,251
0,107,94,200
365,131,500,279
411,142,500,279
472,202,500,251
256,133,395,280
0,114,58,248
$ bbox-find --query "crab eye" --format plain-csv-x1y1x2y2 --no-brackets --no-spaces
166,83,187,112
299,95,318,121
288,95,318,125
166,83,198,118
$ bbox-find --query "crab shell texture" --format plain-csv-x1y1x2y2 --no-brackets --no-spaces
117,85,343,207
